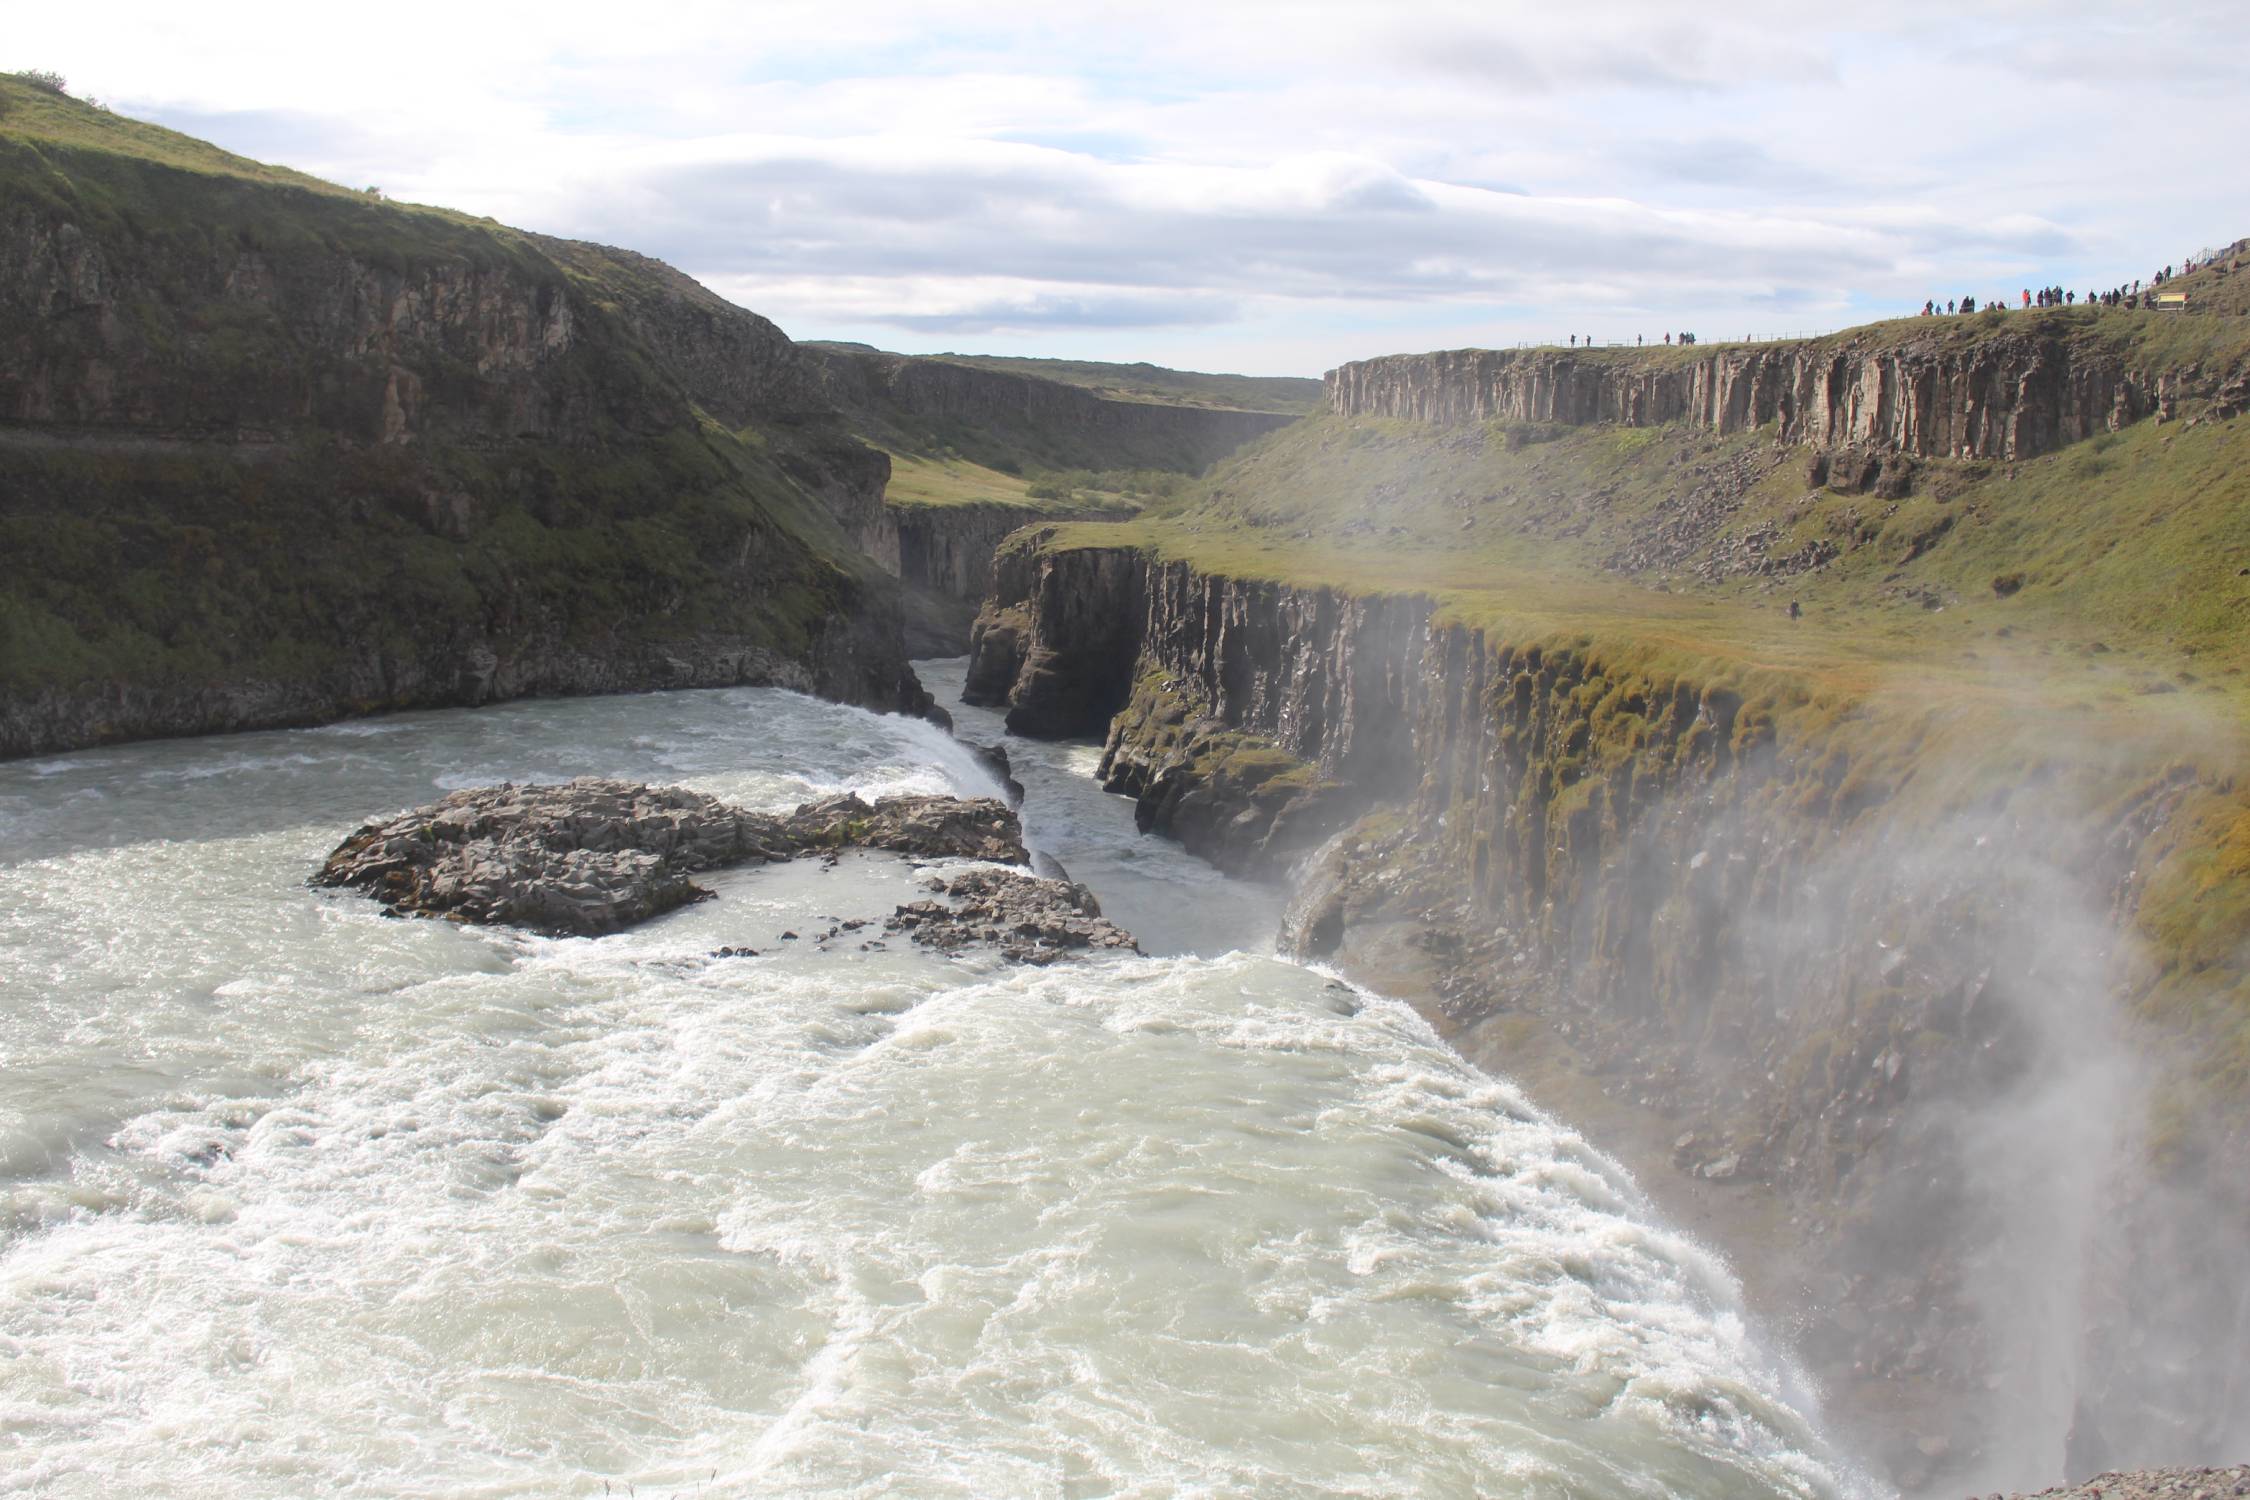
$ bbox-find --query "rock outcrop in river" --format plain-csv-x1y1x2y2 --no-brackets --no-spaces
887,867,1139,963
315,778,1134,961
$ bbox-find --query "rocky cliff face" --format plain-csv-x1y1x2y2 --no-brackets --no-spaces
0,97,928,755
2,206,613,444
962,529,1148,736
802,345,1301,654
964,536,2250,1492
809,345,1297,474
538,238,893,536
535,239,826,429
864,501,1058,603
862,498,1141,655
0,609,917,760
1322,326,2223,461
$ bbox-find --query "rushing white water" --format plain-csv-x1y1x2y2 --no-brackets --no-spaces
0,677,1869,1498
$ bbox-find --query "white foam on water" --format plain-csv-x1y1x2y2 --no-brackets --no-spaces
0,684,1877,1498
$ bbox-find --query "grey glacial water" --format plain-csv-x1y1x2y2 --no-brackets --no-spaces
0,667,1872,1498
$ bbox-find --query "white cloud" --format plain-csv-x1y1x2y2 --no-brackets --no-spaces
8,1,2243,372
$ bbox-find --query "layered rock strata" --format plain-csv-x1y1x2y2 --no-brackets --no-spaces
811,345,1301,652
963,528,1150,737
1325,326,2246,461
1095,668,1356,876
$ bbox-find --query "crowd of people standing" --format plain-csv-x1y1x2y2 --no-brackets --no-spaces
1565,331,1698,348
1546,250,2230,349
1919,254,2216,318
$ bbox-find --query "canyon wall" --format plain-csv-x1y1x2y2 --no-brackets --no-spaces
0,99,928,755
964,535,2250,1493
860,501,1118,607
809,345,1298,475
3,207,609,443
539,239,894,535
1322,327,2230,461
802,347,1304,653
536,238,828,430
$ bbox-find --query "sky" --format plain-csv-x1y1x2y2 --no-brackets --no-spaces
10,1,2246,376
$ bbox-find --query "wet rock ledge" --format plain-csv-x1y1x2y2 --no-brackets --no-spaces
314,777,1135,961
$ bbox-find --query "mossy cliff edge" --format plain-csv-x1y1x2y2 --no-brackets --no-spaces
0,78,928,755
963,284,2250,1491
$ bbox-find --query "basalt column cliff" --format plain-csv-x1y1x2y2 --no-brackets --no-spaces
1325,326,2246,460
0,78,927,756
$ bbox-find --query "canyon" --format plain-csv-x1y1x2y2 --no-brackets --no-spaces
0,78,1305,752
807,343,1306,649
8,68,2250,1500
960,282,2250,1493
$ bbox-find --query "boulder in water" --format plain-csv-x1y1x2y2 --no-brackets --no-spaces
315,779,1028,937
885,867,1139,965
314,779,794,935
782,792,1026,863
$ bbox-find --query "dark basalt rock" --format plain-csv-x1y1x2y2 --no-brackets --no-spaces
782,792,1025,864
966,741,1025,805
315,779,1025,936
885,867,1138,965
313,779,794,935
962,529,1147,735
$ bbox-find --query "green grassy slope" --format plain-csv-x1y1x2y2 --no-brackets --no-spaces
878,451,1151,518
1119,407,2250,690
2,72,386,199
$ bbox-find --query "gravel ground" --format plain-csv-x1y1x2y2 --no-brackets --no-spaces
1990,1466,2250,1499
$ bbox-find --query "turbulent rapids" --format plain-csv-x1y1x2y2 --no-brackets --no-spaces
0,667,1869,1498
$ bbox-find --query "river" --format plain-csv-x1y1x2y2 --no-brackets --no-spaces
0,663,1873,1498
